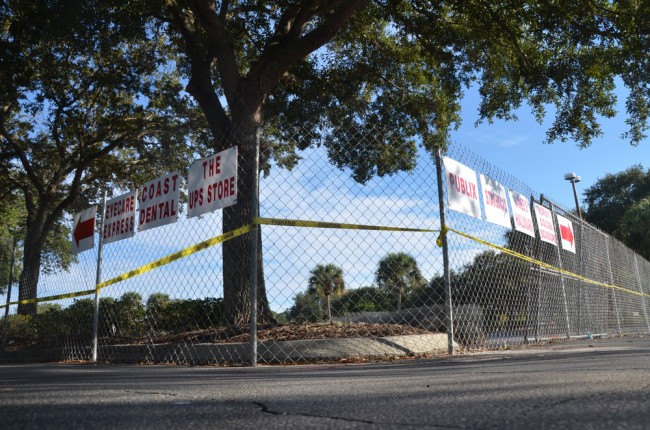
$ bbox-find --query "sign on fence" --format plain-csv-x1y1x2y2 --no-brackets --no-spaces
138,171,180,232
443,157,481,219
480,174,511,228
509,191,535,237
102,191,137,244
533,203,557,246
72,206,97,254
556,214,576,253
188,147,238,218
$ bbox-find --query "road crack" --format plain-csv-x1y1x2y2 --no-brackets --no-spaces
252,401,466,428
122,390,179,397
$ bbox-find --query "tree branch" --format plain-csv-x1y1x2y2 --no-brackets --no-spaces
164,1,232,143
254,0,368,95
189,0,241,104
0,121,45,196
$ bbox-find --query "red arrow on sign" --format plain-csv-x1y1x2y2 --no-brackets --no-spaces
74,217,95,246
560,224,574,246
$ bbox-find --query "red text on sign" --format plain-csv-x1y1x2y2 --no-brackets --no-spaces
140,174,179,203
102,216,134,240
515,213,534,232
449,173,478,200
207,177,235,203
484,190,507,212
139,200,177,225
202,155,221,179
189,188,203,209
105,195,135,220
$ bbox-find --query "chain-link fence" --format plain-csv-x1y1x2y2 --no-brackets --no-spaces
1,123,649,365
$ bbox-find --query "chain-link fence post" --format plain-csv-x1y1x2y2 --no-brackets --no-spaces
604,236,622,336
526,238,543,343
92,190,107,362
577,221,585,334
549,204,571,339
1,237,18,351
633,254,650,334
434,146,454,355
249,127,261,367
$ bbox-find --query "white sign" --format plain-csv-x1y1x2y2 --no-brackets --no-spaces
72,206,97,254
480,174,511,228
188,147,238,218
443,157,481,219
102,191,137,244
556,214,576,253
533,203,557,246
508,191,535,237
138,171,180,232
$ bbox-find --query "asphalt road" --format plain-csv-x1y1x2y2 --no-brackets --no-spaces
1,336,649,429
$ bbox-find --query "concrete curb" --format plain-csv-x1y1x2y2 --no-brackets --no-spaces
1,333,456,364
100,333,455,364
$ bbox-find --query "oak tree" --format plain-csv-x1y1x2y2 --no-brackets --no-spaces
0,1,204,314
155,1,649,324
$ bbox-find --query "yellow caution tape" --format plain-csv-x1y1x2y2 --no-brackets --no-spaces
2,288,97,308
1,225,253,309
6,217,644,310
254,217,438,233
96,224,253,291
446,226,650,298
436,224,449,247
97,218,434,293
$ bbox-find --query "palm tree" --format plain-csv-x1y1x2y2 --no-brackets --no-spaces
376,253,425,311
307,264,345,324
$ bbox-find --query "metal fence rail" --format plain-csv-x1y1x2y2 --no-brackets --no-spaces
1,123,649,365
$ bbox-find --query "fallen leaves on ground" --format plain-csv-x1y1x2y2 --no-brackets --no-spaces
134,322,434,345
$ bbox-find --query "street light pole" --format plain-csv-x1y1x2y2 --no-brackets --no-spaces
564,172,582,219
564,172,584,334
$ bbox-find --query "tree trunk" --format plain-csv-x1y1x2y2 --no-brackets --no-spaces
221,114,274,326
397,282,403,312
17,218,47,316
326,293,332,325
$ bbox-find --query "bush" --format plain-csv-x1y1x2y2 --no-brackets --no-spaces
4,314,37,346
33,307,72,347
287,292,326,323
146,297,225,333
331,286,393,315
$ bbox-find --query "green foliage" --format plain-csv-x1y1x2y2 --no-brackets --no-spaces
1,1,207,313
146,297,225,333
307,264,346,298
451,249,532,329
146,293,172,310
157,0,650,325
376,252,426,310
63,299,95,340
307,264,346,323
332,286,393,315
4,314,37,346
37,303,62,314
584,165,650,258
112,292,146,338
405,277,446,308
286,282,442,323
32,305,74,347
0,197,23,294
163,1,650,160
2,293,230,349
619,198,650,260
286,292,327,324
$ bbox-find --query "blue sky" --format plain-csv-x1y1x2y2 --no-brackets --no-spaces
6,80,649,312
450,84,650,212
